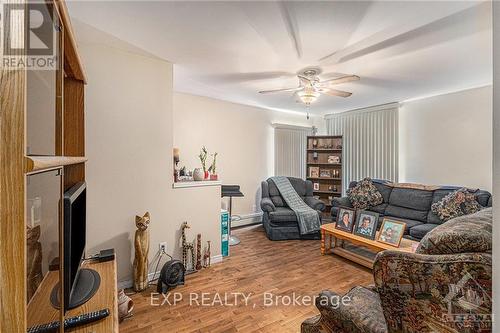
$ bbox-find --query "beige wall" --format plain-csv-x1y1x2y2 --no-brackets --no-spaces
173,92,323,222
399,86,492,191
79,26,221,285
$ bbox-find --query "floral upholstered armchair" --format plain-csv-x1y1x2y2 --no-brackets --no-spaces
302,208,493,333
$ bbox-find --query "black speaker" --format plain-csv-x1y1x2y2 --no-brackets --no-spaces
157,260,185,293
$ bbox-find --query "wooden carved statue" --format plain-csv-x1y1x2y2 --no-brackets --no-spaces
133,212,150,292
181,222,195,272
26,225,43,302
203,240,211,268
196,234,202,271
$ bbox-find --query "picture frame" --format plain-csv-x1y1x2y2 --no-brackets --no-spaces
353,210,379,240
377,218,406,247
335,207,356,232
313,182,320,191
309,166,320,178
320,169,331,178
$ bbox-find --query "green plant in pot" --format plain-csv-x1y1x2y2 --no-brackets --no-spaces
198,146,209,179
208,152,218,180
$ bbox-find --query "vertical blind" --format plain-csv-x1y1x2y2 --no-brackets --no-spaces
326,103,399,193
274,125,312,179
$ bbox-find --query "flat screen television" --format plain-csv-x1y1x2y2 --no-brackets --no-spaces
51,181,100,311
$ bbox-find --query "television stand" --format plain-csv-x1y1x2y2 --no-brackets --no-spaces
50,268,101,310
28,259,118,333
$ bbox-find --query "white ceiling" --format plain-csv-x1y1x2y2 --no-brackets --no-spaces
67,0,492,116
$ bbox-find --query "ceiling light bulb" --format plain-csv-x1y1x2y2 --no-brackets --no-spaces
297,90,320,106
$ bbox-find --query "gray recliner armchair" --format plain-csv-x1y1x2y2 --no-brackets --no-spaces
261,177,325,240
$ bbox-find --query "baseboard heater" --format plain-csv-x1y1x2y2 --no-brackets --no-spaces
231,212,263,228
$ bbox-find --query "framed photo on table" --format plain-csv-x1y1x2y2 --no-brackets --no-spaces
377,218,406,247
353,211,379,240
335,207,356,232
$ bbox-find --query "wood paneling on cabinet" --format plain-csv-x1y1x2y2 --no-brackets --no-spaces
0,1,27,331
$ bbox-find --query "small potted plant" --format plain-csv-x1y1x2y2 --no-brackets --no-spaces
198,146,209,179
208,152,218,180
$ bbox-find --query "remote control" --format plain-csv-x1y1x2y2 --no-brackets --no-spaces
27,321,60,333
64,308,110,329
27,308,110,333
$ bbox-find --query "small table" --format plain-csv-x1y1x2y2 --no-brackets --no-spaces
321,223,418,269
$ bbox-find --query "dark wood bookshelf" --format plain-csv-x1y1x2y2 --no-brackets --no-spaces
307,177,342,181
313,190,341,195
307,135,343,221
306,149,342,152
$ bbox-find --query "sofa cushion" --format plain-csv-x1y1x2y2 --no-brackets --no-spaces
347,178,384,209
269,207,297,223
373,181,393,203
388,188,433,211
384,205,428,222
409,223,439,240
270,195,285,207
431,188,482,222
383,217,423,235
370,203,388,215
417,207,492,255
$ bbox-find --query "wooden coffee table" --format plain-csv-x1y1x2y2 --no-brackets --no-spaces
321,223,419,269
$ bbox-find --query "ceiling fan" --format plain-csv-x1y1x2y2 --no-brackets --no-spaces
258,68,359,106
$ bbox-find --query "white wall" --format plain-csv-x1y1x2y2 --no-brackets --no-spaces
173,92,323,222
78,24,221,284
399,86,492,191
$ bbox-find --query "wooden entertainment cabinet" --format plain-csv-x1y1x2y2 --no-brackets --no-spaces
0,0,118,331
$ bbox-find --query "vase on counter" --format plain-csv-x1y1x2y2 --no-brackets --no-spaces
193,168,204,181
204,170,209,179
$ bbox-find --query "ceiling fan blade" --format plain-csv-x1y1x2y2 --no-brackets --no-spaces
319,75,360,86
259,87,304,94
297,75,312,86
319,88,352,98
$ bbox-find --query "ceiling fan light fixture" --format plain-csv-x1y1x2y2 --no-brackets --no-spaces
297,90,320,106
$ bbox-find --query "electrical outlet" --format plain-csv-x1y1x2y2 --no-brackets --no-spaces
159,242,167,253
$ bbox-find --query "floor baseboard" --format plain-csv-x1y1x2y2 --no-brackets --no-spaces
118,254,224,290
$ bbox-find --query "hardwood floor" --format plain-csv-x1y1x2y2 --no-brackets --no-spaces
120,225,373,333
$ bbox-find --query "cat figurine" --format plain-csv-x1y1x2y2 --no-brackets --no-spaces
133,212,150,292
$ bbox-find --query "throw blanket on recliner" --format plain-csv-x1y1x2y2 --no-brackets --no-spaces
270,176,321,235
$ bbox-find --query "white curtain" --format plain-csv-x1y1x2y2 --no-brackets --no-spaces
325,103,399,193
274,124,312,179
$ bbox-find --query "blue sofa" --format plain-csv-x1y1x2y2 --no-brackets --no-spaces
331,179,492,240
